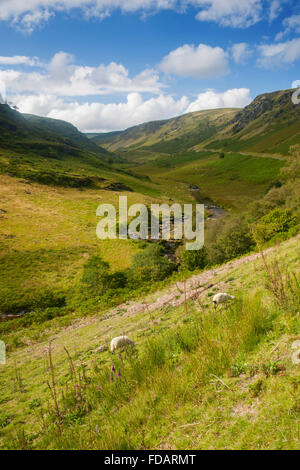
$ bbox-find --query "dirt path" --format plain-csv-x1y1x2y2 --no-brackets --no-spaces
109,249,270,317
60,247,273,338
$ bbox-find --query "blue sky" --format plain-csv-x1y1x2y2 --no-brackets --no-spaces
0,0,300,132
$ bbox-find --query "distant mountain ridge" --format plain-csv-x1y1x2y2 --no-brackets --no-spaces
89,89,300,157
89,108,237,154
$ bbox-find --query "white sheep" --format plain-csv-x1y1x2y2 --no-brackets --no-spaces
213,293,235,309
110,335,135,353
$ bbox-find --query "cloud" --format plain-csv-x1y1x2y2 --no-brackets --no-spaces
160,43,229,79
257,38,300,68
0,55,40,66
195,0,262,28
0,80,6,103
11,87,252,132
0,51,164,97
275,15,300,41
231,43,252,64
0,49,253,132
13,92,190,132
15,8,54,33
0,0,265,32
269,0,281,22
186,88,251,113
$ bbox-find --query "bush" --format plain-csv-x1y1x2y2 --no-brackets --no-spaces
80,255,127,297
80,256,111,296
129,245,176,284
253,208,298,243
208,218,254,265
181,247,207,271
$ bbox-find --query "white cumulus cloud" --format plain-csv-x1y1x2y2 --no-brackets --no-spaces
257,38,300,68
13,92,190,132
0,51,163,96
160,43,229,79
186,88,251,113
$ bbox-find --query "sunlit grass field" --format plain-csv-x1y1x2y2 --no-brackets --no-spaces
128,151,286,210
0,175,167,320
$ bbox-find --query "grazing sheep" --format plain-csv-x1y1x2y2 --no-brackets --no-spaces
110,335,135,353
213,293,235,309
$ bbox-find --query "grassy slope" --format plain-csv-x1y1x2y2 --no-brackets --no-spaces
195,89,300,156
0,104,109,161
0,236,299,449
0,174,169,318
90,109,238,153
0,105,162,194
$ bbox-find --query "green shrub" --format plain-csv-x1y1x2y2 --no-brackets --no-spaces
181,247,207,271
81,255,127,293
80,256,112,296
208,218,254,265
129,245,176,284
253,208,298,243
67,255,128,310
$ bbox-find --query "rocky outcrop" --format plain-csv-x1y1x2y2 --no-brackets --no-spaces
230,89,299,135
231,93,275,134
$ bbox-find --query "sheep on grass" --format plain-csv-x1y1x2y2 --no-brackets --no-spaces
213,293,235,310
110,335,135,353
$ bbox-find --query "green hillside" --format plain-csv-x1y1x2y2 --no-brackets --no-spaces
0,104,109,159
23,114,111,157
200,89,300,156
90,108,238,153
91,89,300,157
0,104,160,195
